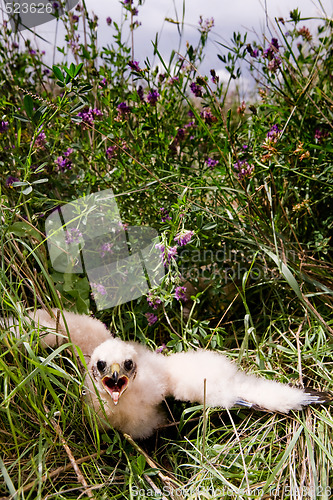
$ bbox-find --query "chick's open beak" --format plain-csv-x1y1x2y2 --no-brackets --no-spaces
102,362,129,405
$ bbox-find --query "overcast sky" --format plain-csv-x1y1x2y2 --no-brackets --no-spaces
125,0,332,57
15,0,333,90
126,0,333,82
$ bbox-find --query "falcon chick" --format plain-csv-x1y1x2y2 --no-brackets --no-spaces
7,309,329,439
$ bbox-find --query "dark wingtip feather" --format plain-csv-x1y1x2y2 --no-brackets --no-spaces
301,389,331,406
234,399,253,408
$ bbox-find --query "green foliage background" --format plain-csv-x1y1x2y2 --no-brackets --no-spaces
0,2,333,499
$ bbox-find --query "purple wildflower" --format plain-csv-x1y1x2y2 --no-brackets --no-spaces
246,44,259,58
205,157,219,168
72,14,79,22
314,129,329,142
65,228,83,244
64,147,73,156
5,176,19,187
156,343,167,353
155,243,165,253
118,221,128,231
168,245,178,259
130,20,141,29
263,38,281,72
106,145,117,159
147,89,160,106
147,292,162,309
185,121,196,129
106,16,112,25
176,128,185,140
100,242,113,258
174,286,187,302
92,108,102,117
174,230,194,246
106,140,127,160
234,160,254,180
190,82,203,98
170,127,187,150
155,243,178,266
160,207,171,222
55,148,73,172
55,156,72,172
117,102,131,113
267,57,281,72
264,38,279,58
169,76,179,85
35,130,46,148
77,110,94,126
117,102,131,114
77,108,103,127
200,108,217,124
145,312,158,326
267,124,281,142
137,85,144,101
210,69,219,84
198,16,214,33
0,121,9,133
128,60,141,72
68,36,80,53
99,77,107,88
91,282,107,297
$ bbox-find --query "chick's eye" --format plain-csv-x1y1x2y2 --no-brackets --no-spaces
124,359,133,371
97,360,107,372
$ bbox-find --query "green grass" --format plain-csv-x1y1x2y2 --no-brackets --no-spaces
1,1,333,498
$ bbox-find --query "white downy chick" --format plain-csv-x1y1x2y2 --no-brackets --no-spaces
4,309,329,439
